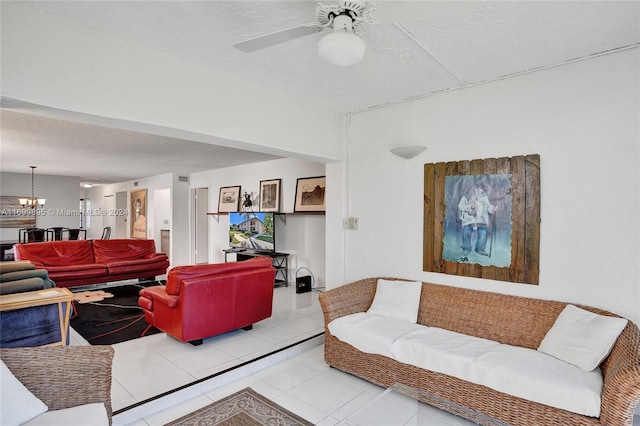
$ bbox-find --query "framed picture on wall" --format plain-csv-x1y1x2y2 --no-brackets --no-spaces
294,176,326,212
218,185,241,213
0,196,36,228
259,179,281,212
130,188,147,239
423,154,540,285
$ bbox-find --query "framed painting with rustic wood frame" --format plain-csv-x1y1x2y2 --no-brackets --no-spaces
259,179,281,212
130,188,148,239
294,176,326,212
218,186,241,213
423,154,540,285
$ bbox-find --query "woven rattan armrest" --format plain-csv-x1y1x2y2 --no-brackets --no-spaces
319,277,378,326
0,346,114,422
599,321,640,426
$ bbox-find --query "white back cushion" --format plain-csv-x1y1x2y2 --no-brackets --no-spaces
367,279,422,323
538,304,627,371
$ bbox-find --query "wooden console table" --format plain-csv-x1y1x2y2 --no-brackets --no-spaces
0,287,74,347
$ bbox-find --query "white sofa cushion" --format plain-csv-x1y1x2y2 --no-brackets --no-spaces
334,319,605,417
538,304,627,371
1,360,48,426
367,279,422,323
475,344,603,417
391,327,500,381
328,312,424,357
22,403,108,426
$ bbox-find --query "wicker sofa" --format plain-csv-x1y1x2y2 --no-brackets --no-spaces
319,277,640,426
0,346,114,424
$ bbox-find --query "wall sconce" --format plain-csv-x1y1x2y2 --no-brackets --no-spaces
19,166,46,208
390,146,427,159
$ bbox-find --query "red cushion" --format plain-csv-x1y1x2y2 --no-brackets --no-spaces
107,259,170,275
46,264,107,280
92,239,160,263
165,257,272,295
139,286,179,308
15,240,95,266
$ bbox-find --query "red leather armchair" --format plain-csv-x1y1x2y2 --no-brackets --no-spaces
138,257,276,345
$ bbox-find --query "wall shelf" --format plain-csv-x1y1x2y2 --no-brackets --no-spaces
207,211,324,224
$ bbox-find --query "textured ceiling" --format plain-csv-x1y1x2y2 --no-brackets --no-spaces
0,109,283,183
1,1,639,182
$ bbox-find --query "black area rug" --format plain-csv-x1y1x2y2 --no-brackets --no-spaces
70,283,162,345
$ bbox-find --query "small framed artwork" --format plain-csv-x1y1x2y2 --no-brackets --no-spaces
294,176,326,212
0,196,36,228
259,179,281,212
130,188,147,239
218,186,241,213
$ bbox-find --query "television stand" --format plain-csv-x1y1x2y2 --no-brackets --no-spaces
224,250,289,287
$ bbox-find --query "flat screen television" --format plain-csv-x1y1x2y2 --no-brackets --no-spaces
229,212,275,252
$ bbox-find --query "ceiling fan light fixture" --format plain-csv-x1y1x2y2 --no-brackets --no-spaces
318,14,366,67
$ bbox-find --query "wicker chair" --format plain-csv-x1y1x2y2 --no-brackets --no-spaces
0,346,114,423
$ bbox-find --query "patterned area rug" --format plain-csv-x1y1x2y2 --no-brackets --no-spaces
165,388,313,426
70,283,161,345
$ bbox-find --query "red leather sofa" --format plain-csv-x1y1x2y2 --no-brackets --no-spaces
14,239,169,288
138,257,276,345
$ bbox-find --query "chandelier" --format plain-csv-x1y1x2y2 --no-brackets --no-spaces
19,166,46,208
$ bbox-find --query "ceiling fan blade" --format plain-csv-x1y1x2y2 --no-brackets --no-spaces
233,24,321,53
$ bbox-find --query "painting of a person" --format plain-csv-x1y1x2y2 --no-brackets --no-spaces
443,174,511,267
132,198,147,238
242,192,253,212
130,189,148,239
458,183,497,257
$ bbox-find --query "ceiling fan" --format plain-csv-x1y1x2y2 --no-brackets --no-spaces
233,0,378,67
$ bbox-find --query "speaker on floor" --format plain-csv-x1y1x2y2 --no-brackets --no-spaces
296,275,312,294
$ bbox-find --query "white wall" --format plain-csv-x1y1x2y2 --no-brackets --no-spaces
0,172,81,241
170,174,191,267
330,48,640,326
190,158,326,286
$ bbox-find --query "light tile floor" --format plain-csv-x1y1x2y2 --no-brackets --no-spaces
70,284,640,426
114,343,477,426
117,343,640,426
70,284,325,412
118,342,640,426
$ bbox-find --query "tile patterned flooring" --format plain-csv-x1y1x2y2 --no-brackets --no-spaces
70,284,640,426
